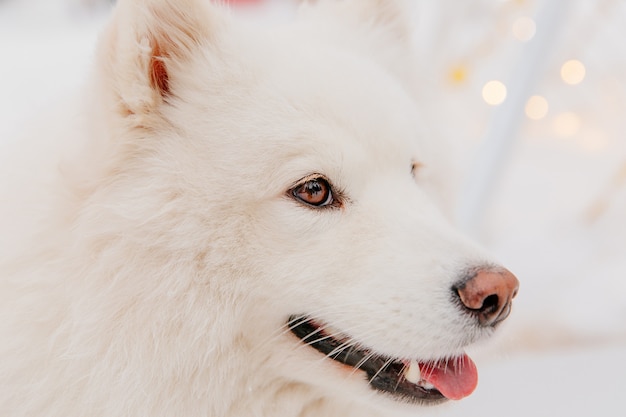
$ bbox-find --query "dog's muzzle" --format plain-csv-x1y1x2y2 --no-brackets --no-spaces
288,316,478,404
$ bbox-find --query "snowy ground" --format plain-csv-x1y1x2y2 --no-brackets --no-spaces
1,1,625,416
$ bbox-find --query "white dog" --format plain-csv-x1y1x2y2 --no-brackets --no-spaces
0,1,518,416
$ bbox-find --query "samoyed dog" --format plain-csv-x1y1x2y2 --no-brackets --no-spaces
0,0,519,416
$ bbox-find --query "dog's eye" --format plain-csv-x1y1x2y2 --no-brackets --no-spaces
292,176,334,207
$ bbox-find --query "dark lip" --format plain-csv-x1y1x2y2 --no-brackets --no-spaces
287,315,447,405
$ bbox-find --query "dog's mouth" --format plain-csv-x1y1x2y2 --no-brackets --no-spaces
288,315,478,404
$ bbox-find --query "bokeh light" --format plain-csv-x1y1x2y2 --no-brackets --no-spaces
482,80,507,106
525,95,549,120
561,59,586,85
511,16,536,41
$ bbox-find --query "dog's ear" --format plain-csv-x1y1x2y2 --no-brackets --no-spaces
306,0,412,41
96,0,222,125
300,0,416,87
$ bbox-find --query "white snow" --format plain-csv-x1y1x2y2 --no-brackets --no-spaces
1,0,625,416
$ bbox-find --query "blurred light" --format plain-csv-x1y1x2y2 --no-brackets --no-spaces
511,16,536,41
448,64,468,85
553,112,581,137
482,80,507,106
525,95,549,120
561,60,586,85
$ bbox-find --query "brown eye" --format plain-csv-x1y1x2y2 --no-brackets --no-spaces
292,176,334,207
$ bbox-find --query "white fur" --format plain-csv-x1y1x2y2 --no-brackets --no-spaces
0,1,504,416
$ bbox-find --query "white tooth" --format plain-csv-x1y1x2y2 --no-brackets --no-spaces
404,360,421,384
421,381,435,390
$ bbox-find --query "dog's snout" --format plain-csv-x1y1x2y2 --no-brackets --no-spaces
454,268,519,327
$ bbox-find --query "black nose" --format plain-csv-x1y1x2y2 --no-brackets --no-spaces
453,267,519,327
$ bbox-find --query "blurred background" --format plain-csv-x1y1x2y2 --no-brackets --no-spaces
1,0,625,415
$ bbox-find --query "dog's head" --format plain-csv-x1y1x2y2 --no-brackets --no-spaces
94,0,518,411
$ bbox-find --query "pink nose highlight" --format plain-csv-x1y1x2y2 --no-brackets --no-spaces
455,268,519,327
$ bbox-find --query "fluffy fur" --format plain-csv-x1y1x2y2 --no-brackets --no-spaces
0,1,509,416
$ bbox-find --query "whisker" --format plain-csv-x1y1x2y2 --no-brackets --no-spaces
346,351,377,379
368,357,394,384
253,306,357,354
324,338,358,360
394,362,409,390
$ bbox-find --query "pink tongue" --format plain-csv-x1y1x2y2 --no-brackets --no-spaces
419,354,478,400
